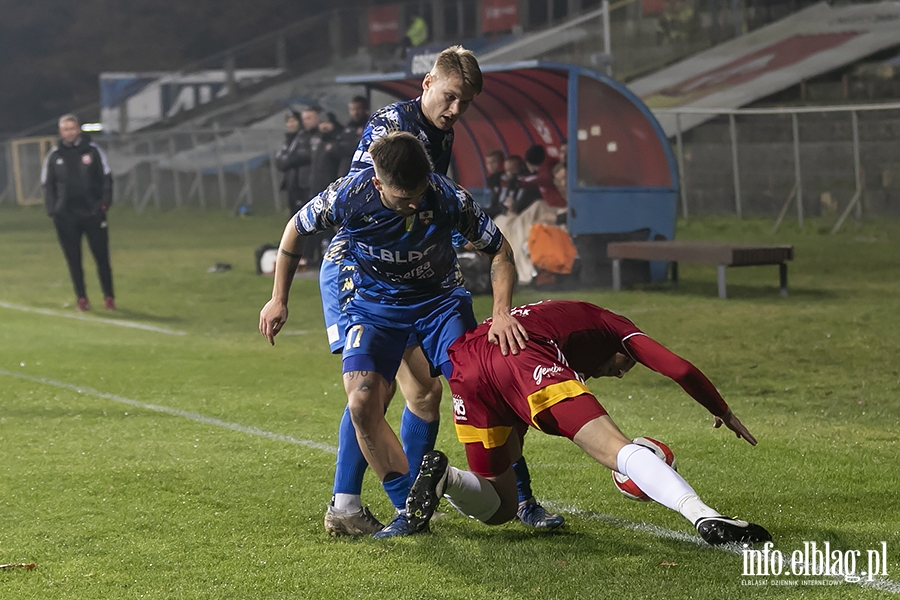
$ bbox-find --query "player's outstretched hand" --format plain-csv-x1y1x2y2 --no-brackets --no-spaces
714,409,757,446
259,299,288,346
488,312,528,356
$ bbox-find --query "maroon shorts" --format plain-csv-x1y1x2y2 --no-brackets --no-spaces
448,333,607,477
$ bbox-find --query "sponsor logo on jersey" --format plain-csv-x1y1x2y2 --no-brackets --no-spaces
533,364,565,386
452,394,467,421
356,242,436,264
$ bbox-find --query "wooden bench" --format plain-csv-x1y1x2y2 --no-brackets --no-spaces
606,241,794,299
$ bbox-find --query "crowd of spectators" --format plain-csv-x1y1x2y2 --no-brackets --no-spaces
275,96,371,268
274,96,570,285
483,141,570,286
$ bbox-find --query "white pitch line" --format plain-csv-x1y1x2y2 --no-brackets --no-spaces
4,369,898,593
0,369,335,454
545,505,900,593
0,301,187,336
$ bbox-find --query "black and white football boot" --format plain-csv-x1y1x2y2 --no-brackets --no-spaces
405,450,449,533
695,516,772,545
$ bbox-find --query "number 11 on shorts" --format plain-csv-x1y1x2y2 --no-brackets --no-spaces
346,325,365,350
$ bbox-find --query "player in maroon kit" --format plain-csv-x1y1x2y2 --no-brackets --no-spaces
401,300,772,545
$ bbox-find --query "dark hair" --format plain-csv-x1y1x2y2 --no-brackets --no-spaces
285,109,301,121
350,95,369,109
525,145,546,166
369,132,433,190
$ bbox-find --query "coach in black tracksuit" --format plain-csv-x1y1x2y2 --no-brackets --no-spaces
42,114,115,311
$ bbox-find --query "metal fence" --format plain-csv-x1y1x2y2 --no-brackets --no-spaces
5,103,900,230
659,103,900,232
0,128,290,215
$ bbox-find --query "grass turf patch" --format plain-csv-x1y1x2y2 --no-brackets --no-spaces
1,206,898,598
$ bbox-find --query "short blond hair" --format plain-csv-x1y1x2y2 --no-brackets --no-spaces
432,46,483,94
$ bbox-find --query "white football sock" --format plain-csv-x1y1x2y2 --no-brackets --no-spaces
332,493,362,513
616,444,720,523
442,466,501,523
676,493,722,524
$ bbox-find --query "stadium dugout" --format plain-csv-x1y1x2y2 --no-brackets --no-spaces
338,61,680,283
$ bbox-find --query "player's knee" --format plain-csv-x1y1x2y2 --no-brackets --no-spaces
344,373,387,426
480,470,518,525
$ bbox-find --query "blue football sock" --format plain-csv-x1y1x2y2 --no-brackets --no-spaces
512,456,534,504
382,472,413,511
332,406,368,496
400,407,439,480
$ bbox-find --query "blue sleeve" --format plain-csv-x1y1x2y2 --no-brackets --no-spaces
444,178,504,255
349,108,401,173
294,177,344,234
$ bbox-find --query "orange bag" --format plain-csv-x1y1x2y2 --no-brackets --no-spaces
528,223,576,275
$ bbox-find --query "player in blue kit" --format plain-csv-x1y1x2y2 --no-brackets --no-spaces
317,46,563,536
260,131,527,538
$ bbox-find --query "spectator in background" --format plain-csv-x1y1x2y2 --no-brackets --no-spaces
338,96,370,175
552,161,567,200
523,144,566,210
41,114,115,312
310,112,344,196
551,161,568,227
275,108,311,215
498,155,540,217
494,152,562,285
298,106,322,198
304,112,344,267
405,13,429,48
483,149,505,218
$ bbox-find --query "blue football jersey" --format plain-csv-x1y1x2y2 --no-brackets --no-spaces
349,98,453,176
296,168,502,301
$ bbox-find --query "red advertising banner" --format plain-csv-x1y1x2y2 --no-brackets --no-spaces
481,0,519,33
369,5,400,45
642,0,665,17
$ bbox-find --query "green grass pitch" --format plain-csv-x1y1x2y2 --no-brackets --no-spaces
1,205,898,599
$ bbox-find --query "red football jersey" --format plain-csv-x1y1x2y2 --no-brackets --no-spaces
455,300,729,417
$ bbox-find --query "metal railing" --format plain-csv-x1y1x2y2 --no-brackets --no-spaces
658,103,900,232
5,102,900,228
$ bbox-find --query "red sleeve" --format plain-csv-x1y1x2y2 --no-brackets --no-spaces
624,335,729,417
519,167,566,208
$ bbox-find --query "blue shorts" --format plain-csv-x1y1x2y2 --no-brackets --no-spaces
319,245,355,354
319,234,418,355
341,286,476,383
